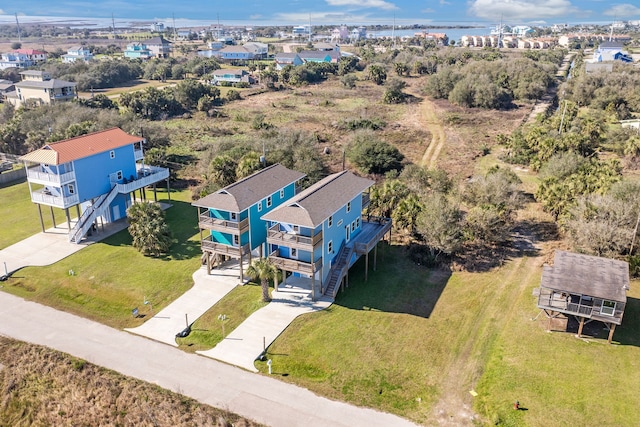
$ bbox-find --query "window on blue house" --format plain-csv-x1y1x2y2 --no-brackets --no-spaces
234,234,239,245
356,218,360,228
328,240,333,254
230,212,238,221
267,196,272,208
346,201,351,213
328,216,333,227
67,184,75,194
257,201,262,212
109,150,115,159
351,221,356,232
116,170,123,181
280,189,285,199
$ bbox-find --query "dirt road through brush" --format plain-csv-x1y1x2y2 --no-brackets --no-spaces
419,100,446,169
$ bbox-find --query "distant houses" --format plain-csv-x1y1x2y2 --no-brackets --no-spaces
212,69,255,85
124,36,172,60
62,46,93,63
0,52,33,70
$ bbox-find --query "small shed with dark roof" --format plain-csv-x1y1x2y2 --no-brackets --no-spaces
536,250,630,343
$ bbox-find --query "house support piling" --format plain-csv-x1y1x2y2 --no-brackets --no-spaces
37,204,44,232
608,324,616,344
65,208,71,231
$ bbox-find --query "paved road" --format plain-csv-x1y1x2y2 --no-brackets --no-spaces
0,291,418,427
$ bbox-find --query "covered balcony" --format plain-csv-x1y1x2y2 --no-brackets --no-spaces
268,248,322,275
537,287,625,325
26,167,75,186
30,189,79,208
198,211,249,235
266,225,322,251
201,235,250,258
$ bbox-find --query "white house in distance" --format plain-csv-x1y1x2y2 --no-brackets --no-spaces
0,52,33,70
62,46,93,63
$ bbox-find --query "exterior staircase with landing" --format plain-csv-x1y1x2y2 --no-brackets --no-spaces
68,185,119,243
323,243,354,298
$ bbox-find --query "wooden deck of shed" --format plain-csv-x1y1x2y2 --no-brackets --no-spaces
536,251,630,343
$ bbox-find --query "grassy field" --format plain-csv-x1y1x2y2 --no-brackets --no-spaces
2,188,202,329
176,284,268,352
255,242,640,426
0,337,263,426
0,179,65,250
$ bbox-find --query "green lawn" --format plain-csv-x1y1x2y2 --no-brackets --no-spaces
2,188,202,329
176,284,268,352
255,244,640,426
0,179,64,250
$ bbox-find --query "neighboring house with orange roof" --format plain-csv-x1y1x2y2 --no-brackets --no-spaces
14,48,48,62
20,128,170,243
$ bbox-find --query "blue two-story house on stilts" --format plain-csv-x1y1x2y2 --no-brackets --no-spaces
192,164,306,281
20,128,170,243
261,170,392,300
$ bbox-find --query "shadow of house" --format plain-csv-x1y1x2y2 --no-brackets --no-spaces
333,243,451,318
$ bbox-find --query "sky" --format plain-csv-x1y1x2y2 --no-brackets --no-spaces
2,0,640,27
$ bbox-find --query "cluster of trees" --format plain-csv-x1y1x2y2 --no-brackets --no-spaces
563,62,640,120
423,56,557,109
0,103,170,155
193,128,324,198
346,130,404,174
118,80,223,120
368,165,523,263
498,93,639,264
45,60,143,91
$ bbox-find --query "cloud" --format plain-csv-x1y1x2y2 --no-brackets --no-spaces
325,0,398,10
468,0,585,20
604,4,640,17
421,8,436,13
0,10,5,15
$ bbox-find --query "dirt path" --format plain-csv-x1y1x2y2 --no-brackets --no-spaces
419,99,447,169
430,237,542,425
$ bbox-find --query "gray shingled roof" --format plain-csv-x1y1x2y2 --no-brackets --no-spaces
15,79,76,89
142,36,171,45
261,170,373,228
540,250,629,302
192,164,306,212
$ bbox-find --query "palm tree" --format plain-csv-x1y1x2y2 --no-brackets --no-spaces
246,258,278,302
127,202,172,256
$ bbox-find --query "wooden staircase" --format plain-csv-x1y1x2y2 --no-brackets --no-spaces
323,243,353,298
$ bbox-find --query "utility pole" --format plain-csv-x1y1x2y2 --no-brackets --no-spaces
172,13,177,42
15,13,21,42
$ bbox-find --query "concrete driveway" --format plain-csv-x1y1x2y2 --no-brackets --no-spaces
126,264,242,346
